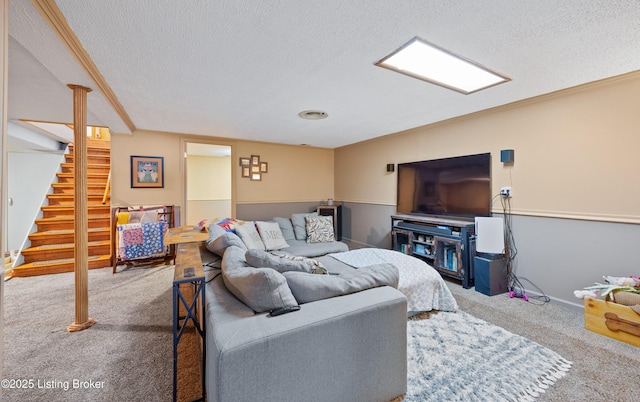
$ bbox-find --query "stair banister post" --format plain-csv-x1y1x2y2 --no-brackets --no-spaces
67,84,95,332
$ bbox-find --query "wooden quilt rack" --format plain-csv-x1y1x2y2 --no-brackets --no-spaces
112,205,176,273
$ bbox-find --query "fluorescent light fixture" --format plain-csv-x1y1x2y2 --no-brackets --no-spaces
376,36,510,94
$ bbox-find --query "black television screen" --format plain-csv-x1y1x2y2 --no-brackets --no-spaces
396,153,491,219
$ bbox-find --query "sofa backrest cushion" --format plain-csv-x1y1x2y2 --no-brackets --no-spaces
245,249,326,274
283,263,399,304
206,224,247,257
291,212,318,240
235,221,266,250
222,246,298,313
255,221,289,250
273,217,296,241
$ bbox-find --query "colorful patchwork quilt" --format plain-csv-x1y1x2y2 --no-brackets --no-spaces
117,221,168,260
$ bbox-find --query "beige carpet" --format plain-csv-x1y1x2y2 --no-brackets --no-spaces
445,280,640,401
2,265,205,402
4,263,639,401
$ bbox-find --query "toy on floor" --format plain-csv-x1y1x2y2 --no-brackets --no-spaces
574,275,640,301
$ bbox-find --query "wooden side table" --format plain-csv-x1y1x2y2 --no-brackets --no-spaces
164,225,209,245
171,241,206,402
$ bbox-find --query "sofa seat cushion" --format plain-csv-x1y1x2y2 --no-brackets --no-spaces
245,249,327,274
279,239,348,257
222,246,298,313
283,263,400,304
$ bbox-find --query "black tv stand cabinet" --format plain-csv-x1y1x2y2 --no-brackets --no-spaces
391,214,476,289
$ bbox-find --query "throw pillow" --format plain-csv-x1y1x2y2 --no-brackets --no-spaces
216,217,244,233
291,212,318,240
245,249,327,274
306,215,335,243
273,217,296,241
205,224,247,256
255,221,289,250
235,222,266,250
222,246,298,313
283,263,399,304
197,218,220,228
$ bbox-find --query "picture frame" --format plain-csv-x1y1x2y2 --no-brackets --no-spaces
240,154,269,181
131,155,164,188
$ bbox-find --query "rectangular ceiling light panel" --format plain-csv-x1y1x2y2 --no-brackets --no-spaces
376,37,510,94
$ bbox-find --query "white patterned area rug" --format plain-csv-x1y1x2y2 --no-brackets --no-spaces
406,311,572,401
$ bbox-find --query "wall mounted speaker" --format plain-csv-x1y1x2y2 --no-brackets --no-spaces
386,163,395,172
500,149,514,163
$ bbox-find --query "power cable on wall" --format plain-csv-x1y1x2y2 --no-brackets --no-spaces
499,194,550,305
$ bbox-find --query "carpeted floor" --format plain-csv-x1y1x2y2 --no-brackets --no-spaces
1,265,203,402
3,265,640,401
446,281,640,401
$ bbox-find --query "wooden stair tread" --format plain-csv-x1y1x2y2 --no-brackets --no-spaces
29,227,109,237
12,255,112,277
47,193,107,197
15,255,109,266
41,203,108,209
42,204,109,210
22,240,110,252
57,172,109,178
13,140,112,277
69,143,110,150
36,214,110,221
53,183,108,187
61,162,110,167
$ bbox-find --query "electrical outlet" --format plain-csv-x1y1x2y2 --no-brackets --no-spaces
500,187,511,197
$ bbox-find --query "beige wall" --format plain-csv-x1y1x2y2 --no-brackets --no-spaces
111,130,334,221
336,72,640,224
187,155,231,200
186,154,231,224
234,141,334,204
111,129,184,208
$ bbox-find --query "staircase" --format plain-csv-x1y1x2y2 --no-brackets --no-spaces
11,140,112,277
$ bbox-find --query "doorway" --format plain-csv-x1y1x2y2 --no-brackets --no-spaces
184,142,232,225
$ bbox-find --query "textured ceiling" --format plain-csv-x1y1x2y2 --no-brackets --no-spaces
7,0,640,148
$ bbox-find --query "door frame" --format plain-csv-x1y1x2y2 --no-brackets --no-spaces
180,138,235,225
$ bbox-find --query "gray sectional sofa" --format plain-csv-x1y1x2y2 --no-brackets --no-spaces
201,214,408,402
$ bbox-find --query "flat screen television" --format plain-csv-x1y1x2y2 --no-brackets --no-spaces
396,153,491,220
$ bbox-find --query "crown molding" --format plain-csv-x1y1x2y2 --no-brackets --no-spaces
31,0,136,133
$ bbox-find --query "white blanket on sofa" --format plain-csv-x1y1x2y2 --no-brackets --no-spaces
329,248,458,312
